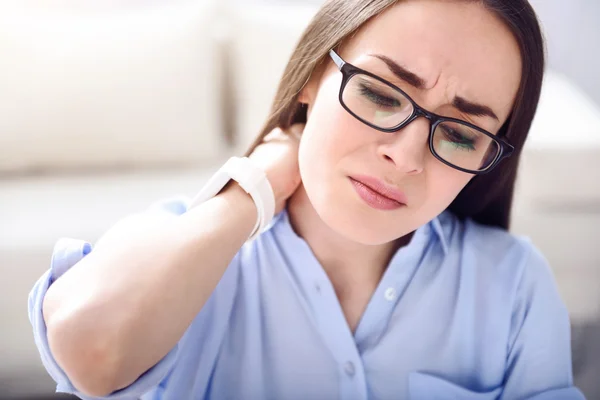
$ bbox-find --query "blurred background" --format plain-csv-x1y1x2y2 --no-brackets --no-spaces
0,0,598,398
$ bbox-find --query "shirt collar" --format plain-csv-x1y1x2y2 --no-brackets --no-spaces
430,212,450,256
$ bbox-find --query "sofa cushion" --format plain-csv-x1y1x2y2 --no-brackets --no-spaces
0,1,226,173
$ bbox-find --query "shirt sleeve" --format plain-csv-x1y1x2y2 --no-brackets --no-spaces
28,197,190,400
500,241,586,400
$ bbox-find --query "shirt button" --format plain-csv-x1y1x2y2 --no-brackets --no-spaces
384,287,396,301
315,283,321,294
344,361,356,377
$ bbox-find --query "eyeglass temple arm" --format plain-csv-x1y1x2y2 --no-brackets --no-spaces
329,49,345,70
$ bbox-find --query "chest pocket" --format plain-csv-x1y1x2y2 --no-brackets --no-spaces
409,372,502,400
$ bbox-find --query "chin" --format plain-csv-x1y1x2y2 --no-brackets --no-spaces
309,187,404,246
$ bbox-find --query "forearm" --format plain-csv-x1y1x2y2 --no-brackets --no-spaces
42,184,256,396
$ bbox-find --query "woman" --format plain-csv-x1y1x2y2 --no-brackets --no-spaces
30,0,584,399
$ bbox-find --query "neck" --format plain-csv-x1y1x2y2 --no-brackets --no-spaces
286,184,409,286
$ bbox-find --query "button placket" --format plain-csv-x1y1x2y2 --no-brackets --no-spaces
307,276,367,400
353,239,427,347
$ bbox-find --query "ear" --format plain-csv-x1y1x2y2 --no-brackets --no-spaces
298,61,327,106
298,81,317,106
297,83,315,122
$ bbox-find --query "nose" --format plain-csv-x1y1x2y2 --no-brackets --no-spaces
377,117,429,175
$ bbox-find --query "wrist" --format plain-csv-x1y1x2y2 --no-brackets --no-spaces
190,156,275,242
219,181,258,232
221,181,255,212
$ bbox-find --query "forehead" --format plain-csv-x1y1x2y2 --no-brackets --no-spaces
344,0,522,123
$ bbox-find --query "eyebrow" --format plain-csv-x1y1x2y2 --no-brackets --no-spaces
370,53,499,121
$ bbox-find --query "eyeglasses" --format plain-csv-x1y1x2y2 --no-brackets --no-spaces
329,49,514,174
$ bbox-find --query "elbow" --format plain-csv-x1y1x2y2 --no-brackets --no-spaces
45,309,124,397
72,370,119,398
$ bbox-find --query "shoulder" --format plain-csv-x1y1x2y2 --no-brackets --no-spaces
442,214,572,356
440,212,564,315
447,213,555,285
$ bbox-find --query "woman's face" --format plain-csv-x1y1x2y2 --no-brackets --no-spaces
298,0,522,245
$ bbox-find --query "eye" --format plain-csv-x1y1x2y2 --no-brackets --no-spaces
358,84,402,108
439,125,477,151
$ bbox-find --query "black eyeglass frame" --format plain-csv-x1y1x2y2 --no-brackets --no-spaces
329,49,515,175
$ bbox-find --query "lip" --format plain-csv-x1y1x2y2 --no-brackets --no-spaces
349,175,407,210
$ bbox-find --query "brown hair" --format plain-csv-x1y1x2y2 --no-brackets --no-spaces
244,0,545,231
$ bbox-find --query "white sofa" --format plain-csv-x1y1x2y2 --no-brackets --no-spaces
1,1,599,398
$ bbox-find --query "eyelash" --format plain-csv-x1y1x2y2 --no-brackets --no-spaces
358,84,401,108
439,126,476,151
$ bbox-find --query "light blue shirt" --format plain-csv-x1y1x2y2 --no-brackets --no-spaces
29,197,585,400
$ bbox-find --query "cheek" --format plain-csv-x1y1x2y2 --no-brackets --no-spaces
298,77,368,185
297,75,380,230
297,108,343,211
423,164,472,210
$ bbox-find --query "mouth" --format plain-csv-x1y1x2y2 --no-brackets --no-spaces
349,175,407,211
